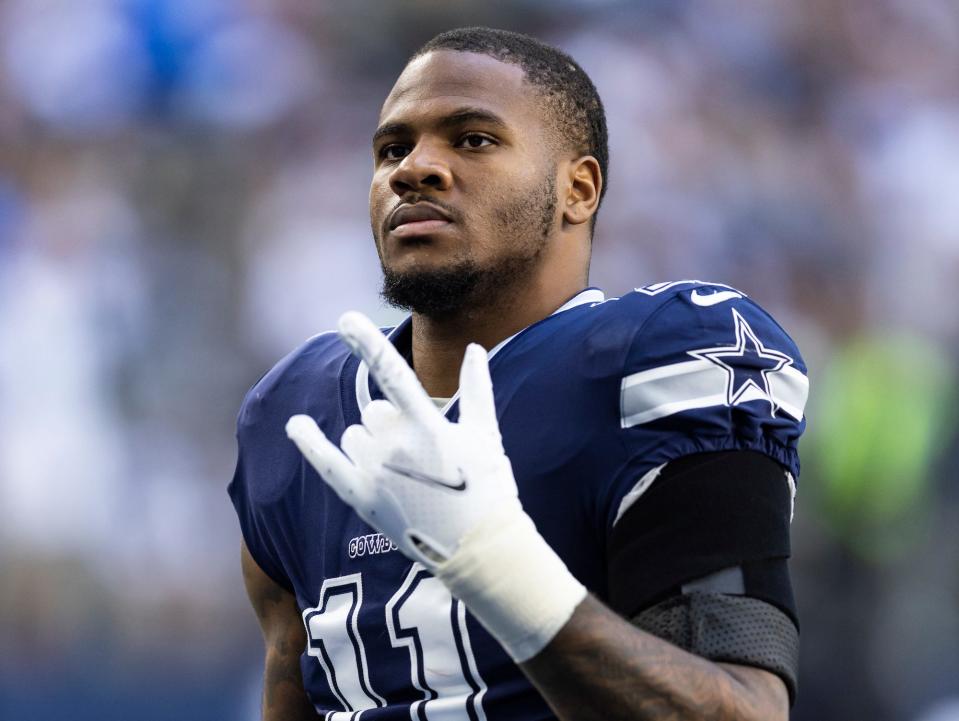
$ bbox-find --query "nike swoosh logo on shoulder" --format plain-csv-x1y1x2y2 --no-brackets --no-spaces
382,462,468,491
689,289,743,306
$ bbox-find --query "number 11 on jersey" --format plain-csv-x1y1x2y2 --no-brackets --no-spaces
303,565,488,720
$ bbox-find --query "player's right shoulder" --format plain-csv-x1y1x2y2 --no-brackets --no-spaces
237,329,351,430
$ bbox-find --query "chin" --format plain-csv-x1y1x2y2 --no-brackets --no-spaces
384,239,468,272
381,256,482,318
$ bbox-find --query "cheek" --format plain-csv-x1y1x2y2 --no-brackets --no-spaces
369,183,390,230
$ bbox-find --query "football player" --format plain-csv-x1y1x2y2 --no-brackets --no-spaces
230,27,808,721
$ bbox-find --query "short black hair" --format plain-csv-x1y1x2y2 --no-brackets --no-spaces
412,27,609,216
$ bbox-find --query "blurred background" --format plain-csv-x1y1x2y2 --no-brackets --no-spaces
0,0,957,719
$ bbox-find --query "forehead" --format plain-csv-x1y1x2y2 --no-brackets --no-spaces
378,50,543,134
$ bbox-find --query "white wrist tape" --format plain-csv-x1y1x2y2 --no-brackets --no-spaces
435,504,588,663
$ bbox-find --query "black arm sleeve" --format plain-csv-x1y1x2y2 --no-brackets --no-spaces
631,583,800,702
607,450,800,701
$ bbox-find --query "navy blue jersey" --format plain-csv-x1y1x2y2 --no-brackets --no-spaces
229,282,808,720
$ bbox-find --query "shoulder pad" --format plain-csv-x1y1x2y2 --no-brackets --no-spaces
238,330,346,429
618,281,808,430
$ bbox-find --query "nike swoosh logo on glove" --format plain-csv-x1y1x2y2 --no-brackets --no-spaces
383,462,468,491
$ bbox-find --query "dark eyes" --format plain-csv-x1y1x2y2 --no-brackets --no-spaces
457,134,494,149
378,133,495,161
381,145,411,161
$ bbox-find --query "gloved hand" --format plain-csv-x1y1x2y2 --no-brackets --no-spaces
286,311,586,663
285,310,520,569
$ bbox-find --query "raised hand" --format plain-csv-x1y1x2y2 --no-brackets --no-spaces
286,311,520,569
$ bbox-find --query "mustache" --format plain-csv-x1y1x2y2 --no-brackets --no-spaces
386,194,461,226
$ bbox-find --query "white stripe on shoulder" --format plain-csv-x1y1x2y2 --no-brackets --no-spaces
767,366,809,422
621,357,808,426
621,359,728,427
620,308,808,427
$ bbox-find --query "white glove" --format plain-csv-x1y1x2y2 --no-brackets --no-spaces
287,310,519,568
286,311,586,662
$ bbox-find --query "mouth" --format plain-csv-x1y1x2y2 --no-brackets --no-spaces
387,202,454,239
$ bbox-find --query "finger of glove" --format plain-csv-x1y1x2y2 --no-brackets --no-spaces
361,398,402,436
286,415,376,509
457,343,499,433
339,311,440,428
340,423,377,469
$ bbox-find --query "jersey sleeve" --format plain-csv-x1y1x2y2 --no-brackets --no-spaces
227,381,296,592
600,288,808,696
226,333,343,593
607,289,808,530
227,331,353,594
597,287,808,606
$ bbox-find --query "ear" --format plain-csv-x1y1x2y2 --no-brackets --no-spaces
562,156,602,227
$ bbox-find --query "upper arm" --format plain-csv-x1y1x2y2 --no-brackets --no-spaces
604,290,807,702
241,541,317,720
611,451,801,701
611,289,807,535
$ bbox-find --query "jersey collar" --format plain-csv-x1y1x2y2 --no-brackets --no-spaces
354,287,605,412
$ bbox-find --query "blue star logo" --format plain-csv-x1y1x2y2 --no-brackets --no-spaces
688,309,794,416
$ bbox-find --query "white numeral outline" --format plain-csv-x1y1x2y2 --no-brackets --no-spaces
302,574,385,717
386,565,488,721
303,568,487,720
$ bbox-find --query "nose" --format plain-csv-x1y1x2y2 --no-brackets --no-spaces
388,140,453,196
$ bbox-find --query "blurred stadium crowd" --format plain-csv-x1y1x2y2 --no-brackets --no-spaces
0,0,957,719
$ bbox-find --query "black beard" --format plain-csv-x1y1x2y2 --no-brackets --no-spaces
379,174,556,320
381,261,484,319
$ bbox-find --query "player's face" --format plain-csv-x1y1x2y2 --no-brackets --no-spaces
370,51,559,316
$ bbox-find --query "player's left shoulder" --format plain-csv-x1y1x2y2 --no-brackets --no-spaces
616,279,809,427
617,280,803,362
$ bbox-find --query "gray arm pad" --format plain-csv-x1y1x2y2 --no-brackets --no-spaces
630,592,799,703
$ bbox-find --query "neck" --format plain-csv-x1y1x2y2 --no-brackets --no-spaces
409,272,587,397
